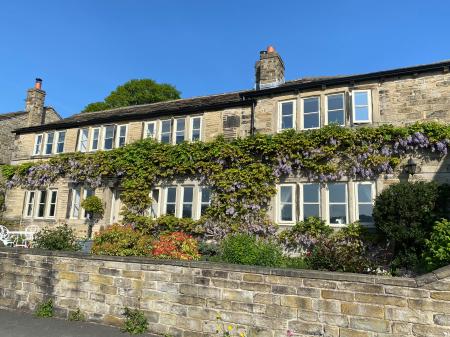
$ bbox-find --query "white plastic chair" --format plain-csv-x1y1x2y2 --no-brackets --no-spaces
0,225,13,247
25,225,39,241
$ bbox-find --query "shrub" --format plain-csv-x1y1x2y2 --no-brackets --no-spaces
81,195,104,239
34,299,53,318
152,231,200,260
306,223,373,273
68,308,85,321
423,219,450,271
373,181,445,268
219,233,283,267
33,224,80,251
279,217,333,252
134,214,203,236
91,224,152,256
122,307,148,335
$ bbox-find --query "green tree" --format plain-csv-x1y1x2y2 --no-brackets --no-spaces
82,79,181,112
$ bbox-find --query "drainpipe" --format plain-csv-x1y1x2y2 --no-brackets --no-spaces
250,98,256,136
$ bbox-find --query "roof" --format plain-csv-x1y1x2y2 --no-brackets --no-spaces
14,59,450,134
0,111,27,121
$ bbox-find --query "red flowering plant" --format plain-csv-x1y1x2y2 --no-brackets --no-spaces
151,231,200,260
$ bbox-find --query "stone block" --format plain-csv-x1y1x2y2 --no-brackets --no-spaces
321,290,354,302
412,324,450,337
349,317,390,333
288,320,323,336
337,282,384,294
354,293,408,306
434,314,450,326
223,289,253,303
240,282,271,292
341,303,384,319
265,304,297,319
272,285,296,295
339,328,371,337
319,312,348,327
280,295,313,309
242,273,264,283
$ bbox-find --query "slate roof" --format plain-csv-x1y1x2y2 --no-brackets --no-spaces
0,111,27,121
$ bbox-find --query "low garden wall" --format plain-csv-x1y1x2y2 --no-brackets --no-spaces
0,248,449,337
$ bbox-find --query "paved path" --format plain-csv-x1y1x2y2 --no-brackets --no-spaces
0,308,150,337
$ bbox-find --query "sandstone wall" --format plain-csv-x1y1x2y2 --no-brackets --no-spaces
0,114,28,165
0,249,449,337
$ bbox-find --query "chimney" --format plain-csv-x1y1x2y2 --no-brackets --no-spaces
26,78,46,126
255,46,285,89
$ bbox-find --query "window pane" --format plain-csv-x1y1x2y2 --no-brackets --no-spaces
192,129,200,141
56,132,65,153
167,187,176,203
280,186,292,202
281,102,293,116
328,110,345,125
92,129,99,150
166,203,176,215
72,189,81,218
151,189,160,218
175,119,185,144
26,192,35,217
329,184,346,203
304,113,319,129
161,120,171,144
105,126,114,138
192,117,201,130
281,204,293,221
355,107,369,121
358,184,372,203
354,92,368,105
282,115,293,129
104,126,114,149
146,123,155,138
329,205,347,224
182,204,192,218
303,184,319,203
162,120,171,133
34,135,42,155
304,98,319,113
45,133,54,154
327,94,343,110
304,204,320,219
38,191,47,217
183,187,193,202
201,188,210,203
359,204,373,223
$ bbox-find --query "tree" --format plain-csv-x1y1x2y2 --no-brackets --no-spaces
82,79,181,112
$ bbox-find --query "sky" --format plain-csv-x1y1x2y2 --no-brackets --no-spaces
0,0,449,118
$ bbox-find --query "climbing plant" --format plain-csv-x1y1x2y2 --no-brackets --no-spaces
2,122,449,239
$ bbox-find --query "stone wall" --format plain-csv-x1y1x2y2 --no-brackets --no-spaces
0,113,28,165
0,249,449,337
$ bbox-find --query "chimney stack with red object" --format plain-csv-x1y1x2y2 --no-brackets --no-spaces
255,45,285,89
26,78,46,126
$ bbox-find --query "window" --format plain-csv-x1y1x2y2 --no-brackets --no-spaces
47,190,58,217
328,183,347,225
356,182,374,223
71,188,81,219
174,118,186,144
33,134,43,155
200,187,211,216
150,189,161,218
327,94,345,126
36,191,47,218
83,188,94,218
160,120,172,144
44,132,55,155
78,128,89,152
279,185,295,222
55,131,66,154
165,187,177,215
352,90,372,123
103,125,115,150
303,97,320,129
91,128,100,151
181,186,194,218
144,122,157,139
116,125,127,148
302,184,320,219
190,117,202,141
25,191,35,217
279,101,295,131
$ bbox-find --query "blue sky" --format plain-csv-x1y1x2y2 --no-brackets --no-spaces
0,0,449,118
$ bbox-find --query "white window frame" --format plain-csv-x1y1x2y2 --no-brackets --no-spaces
35,190,48,219
149,188,162,218
198,187,211,219
164,186,177,216
326,183,348,226
325,93,346,126
43,132,55,155
173,118,186,145
278,100,296,132
301,183,321,221
70,188,81,219
277,184,296,224
302,96,321,130
103,125,115,150
54,131,66,154
46,190,58,218
116,124,128,148
90,127,100,151
24,191,36,218
352,90,372,124
355,182,375,225
144,121,157,139
179,186,194,219
33,134,43,156
189,116,202,141
78,128,89,152
159,120,172,144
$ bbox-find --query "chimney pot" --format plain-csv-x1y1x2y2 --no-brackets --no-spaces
267,45,275,53
35,78,42,90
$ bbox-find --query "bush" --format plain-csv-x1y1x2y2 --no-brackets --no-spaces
91,224,152,256
423,219,450,271
34,299,53,318
219,233,283,267
33,224,80,251
68,308,85,321
373,181,447,268
134,214,203,236
152,231,200,260
306,223,373,273
122,307,148,335
279,217,333,252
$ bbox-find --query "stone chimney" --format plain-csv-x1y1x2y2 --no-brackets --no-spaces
255,46,285,89
26,78,46,126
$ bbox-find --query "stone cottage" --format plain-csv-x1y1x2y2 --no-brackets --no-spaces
3,48,450,235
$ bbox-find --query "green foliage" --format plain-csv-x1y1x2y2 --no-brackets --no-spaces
33,224,80,251
82,79,181,112
219,233,284,267
121,307,148,335
423,219,450,271
68,308,85,321
134,214,203,236
373,181,447,268
91,224,152,256
81,195,104,216
34,299,53,318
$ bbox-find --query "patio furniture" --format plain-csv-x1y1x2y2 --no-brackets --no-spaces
25,225,39,241
0,225,13,247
